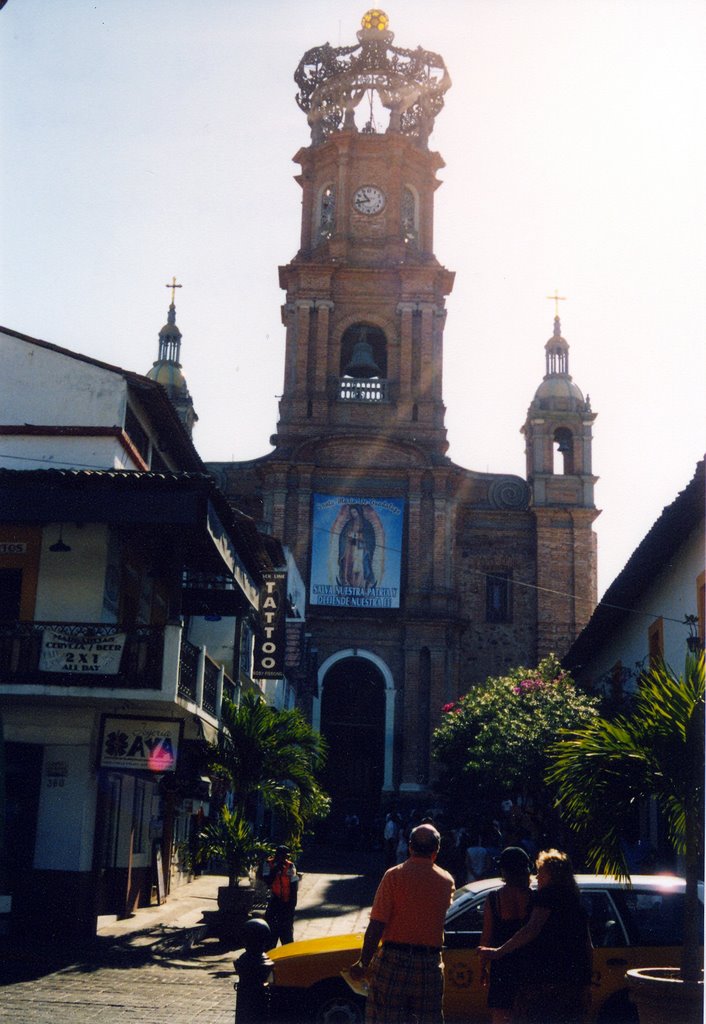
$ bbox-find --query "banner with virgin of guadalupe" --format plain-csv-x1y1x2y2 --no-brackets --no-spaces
309,494,404,609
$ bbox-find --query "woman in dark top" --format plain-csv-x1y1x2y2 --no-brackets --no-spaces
479,849,592,1024
479,846,533,1024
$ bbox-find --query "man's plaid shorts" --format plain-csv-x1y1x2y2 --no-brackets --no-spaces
366,944,445,1024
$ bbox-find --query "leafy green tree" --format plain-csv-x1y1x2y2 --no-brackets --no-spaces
546,653,704,983
432,655,599,824
207,690,329,848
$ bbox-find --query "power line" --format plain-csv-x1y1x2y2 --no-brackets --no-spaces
472,568,691,628
4,455,690,630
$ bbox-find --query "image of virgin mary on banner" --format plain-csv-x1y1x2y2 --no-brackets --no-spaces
309,494,404,609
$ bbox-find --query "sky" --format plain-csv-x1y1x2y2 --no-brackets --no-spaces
1,0,704,602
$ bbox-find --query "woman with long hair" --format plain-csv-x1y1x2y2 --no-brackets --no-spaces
479,846,533,1024
479,849,592,1024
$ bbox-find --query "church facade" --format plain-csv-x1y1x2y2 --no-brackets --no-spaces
209,11,598,814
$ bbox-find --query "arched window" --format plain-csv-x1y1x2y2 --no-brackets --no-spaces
318,184,336,240
401,186,418,242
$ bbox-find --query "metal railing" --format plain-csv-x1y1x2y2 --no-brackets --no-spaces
1,622,239,725
202,655,220,717
177,638,200,702
339,377,389,402
0,622,163,689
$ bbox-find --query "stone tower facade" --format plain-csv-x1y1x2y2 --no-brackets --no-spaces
522,317,599,656
209,11,598,815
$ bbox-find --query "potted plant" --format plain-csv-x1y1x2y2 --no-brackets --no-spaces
196,691,329,940
546,652,704,1024
194,805,271,936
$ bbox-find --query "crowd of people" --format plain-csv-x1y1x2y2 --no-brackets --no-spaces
381,798,552,889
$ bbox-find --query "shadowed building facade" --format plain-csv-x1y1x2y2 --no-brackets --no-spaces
209,11,598,814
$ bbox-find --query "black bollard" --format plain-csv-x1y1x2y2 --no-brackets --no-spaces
234,917,274,1023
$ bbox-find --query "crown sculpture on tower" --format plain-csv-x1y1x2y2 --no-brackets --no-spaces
295,8,451,147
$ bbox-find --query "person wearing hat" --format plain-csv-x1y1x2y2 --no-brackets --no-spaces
478,846,533,1024
349,823,454,1023
262,845,299,946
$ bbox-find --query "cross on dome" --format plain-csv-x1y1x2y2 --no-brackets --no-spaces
165,276,182,306
546,290,566,318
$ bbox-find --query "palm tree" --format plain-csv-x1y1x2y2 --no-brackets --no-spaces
208,690,329,849
546,652,704,983
194,805,270,887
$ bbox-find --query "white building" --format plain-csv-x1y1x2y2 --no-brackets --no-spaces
0,326,278,943
564,457,704,695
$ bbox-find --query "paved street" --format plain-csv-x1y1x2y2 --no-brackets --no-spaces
0,846,381,1023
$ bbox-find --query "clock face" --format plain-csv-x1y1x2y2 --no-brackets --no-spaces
353,185,385,215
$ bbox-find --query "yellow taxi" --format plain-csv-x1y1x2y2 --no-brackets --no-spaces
268,874,703,1024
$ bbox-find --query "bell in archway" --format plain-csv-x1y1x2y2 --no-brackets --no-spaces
344,339,380,379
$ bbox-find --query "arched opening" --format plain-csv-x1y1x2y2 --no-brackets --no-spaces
340,323,387,379
319,656,386,826
553,427,575,474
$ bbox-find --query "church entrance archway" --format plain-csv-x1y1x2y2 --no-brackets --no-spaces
318,655,386,827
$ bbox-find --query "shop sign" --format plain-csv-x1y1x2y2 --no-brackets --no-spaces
39,629,126,674
99,715,182,772
0,542,26,554
285,620,304,669
253,570,286,679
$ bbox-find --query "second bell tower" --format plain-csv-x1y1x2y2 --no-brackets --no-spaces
273,10,454,460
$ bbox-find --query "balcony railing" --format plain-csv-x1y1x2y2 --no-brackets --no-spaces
0,621,236,724
0,622,163,689
203,656,221,717
339,377,389,402
177,637,200,701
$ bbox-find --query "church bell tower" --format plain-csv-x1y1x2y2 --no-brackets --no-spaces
522,313,599,655
210,10,599,814
273,8,454,460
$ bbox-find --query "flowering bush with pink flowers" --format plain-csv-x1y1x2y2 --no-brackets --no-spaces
433,655,598,819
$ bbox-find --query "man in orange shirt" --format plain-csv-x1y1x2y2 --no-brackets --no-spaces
350,823,455,1023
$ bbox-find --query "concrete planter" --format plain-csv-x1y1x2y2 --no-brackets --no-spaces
215,882,260,943
626,967,703,1024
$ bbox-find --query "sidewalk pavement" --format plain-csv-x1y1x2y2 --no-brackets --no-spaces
93,844,380,950
0,846,382,1023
